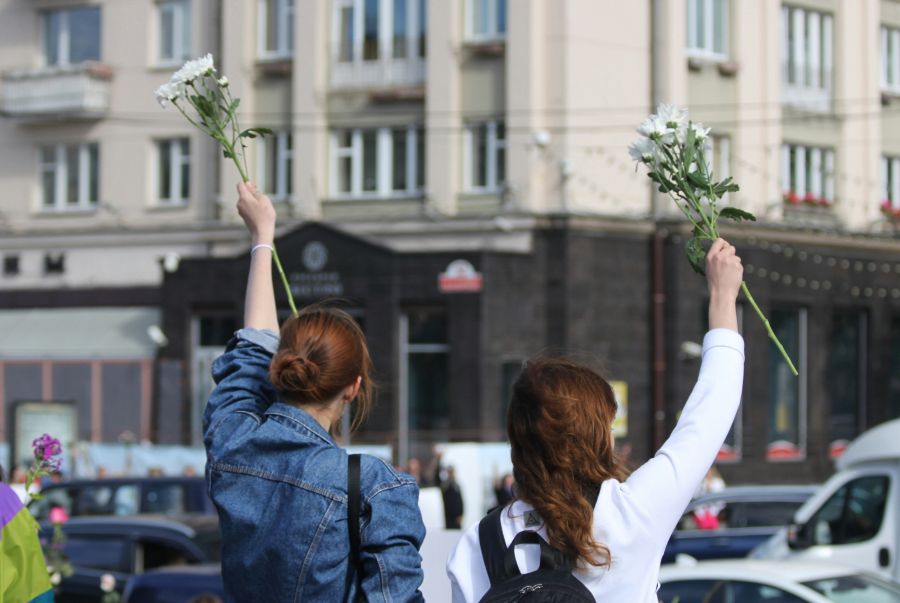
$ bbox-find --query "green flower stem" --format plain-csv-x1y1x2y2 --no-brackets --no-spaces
271,247,298,316
741,281,799,376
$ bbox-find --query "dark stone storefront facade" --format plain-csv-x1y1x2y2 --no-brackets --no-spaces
146,218,900,484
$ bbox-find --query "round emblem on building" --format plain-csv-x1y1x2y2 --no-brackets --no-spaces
302,241,328,272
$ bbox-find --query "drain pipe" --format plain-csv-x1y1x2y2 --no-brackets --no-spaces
650,0,667,451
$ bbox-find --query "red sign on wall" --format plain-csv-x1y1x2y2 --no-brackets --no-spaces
438,260,483,293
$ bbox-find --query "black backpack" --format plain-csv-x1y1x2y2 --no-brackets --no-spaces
477,506,596,602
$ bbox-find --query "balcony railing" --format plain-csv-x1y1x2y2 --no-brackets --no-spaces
330,57,425,92
1,62,112,119
782,62,832,112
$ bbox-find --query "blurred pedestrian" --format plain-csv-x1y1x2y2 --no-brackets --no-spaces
441,467,464,529
493,474,515,507
204,182,425,601
447,238,745,601
406,457,423,485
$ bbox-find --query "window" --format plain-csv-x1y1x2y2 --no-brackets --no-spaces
333,0,426,64
43,6,102,66
891,316,900,419
330,127,425,198
259,0,294,59
882,155,900,211
143,484,186,514
157,138,190,205
467,0,506,41
882,26,900,94
687,0,728,59
464,121,506,192
705,135,731,202
402,309,449,433
781,144,835,206
158,0,191,64
40,143,99,211
44,253,65,275
829,311,866,457
807,476,889,545
3,255,19,277
64,536,130,573
259,130,293,201
781,6,833,109
767,308,806,461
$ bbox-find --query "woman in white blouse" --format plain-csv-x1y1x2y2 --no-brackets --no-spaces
447,238,746,602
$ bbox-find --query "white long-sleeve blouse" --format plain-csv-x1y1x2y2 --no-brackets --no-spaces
447,328,745,602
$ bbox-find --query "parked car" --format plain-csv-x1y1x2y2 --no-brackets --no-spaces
122,565,225,603
753,418,900,581
29,477,214,522
659,559,900,602
662,485,819,563
38,515,220,603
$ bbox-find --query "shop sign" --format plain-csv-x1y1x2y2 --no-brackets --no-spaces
610,380,628,438
291,241,344,297
439,259,483,293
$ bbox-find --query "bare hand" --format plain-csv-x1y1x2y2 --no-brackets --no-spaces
236,182,276,244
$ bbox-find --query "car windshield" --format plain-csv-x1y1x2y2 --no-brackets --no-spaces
803,574,900,602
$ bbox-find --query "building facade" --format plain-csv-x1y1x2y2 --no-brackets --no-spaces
0,0,898,483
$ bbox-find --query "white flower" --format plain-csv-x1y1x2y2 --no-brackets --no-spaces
655,103,688,130
172,53,216,84
51,572,61,586
637,115,669,141
628,137,657,164
217,76,229,87
154,80,186,108
100,573,116,593
690,122,711,141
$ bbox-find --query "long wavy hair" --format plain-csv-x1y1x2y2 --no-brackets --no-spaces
507,357,628,568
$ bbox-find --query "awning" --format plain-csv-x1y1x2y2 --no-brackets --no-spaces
0,307,161,359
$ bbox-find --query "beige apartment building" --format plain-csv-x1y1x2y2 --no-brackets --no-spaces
0,0,898,481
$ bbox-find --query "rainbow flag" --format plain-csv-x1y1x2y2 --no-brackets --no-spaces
0,484,53,603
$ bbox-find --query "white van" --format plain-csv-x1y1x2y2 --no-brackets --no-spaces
755,418,900,580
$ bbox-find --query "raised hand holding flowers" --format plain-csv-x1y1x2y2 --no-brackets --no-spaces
629,104,798,376
155,54,298,315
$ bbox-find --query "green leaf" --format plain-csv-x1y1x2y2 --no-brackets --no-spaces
687,169,708,189
239,131,257,139
229,98,241,113
223,149,232,159
719,207,757,222
683,123,696,168
685,236,707,276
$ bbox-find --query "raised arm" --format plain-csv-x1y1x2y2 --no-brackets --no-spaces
622,238,744,545
203,183,281,449
237,181,279,332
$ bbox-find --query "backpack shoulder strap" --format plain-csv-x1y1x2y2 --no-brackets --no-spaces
478,505,515,585
348,453,362,566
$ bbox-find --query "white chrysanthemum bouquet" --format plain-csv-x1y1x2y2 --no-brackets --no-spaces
630,104,797,375
156,54,298,315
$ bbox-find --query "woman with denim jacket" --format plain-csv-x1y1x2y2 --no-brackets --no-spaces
204,182,426,602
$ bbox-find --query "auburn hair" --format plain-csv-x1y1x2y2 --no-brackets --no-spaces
507,357,628,568
269,306,373,436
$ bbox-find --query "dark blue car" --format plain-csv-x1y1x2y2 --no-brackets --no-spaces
662,485,818,564
123,565,225,603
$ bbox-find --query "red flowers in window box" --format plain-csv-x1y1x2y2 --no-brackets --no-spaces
881,199,900,218
783,190,832,207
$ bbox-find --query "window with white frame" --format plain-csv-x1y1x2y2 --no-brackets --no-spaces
333,0,426,64
781,143,835,205
40,143,99,211
259,0,294,59
157,138,191,205
882,155,900,210
705,135,731,182
467,0,506,41
687,0,728,59
330,127,424,198
464,121,506,192
43,6,102,66
159,0,191,65
882,26,900,94
781,6,833,93
259,130,293,201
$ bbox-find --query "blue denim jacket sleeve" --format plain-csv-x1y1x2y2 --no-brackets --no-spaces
360,479,426,602
203,328,280,449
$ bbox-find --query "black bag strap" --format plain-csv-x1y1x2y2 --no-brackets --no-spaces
478,482,603,585
348,453,362,566
478,506,508,585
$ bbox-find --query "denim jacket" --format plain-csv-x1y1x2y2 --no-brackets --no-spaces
204,328,426,602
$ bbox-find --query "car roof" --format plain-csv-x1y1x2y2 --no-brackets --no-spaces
41,476,204,488
689,485,819,506
51,514,219,537
836,418,900,470
660,559,863,583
